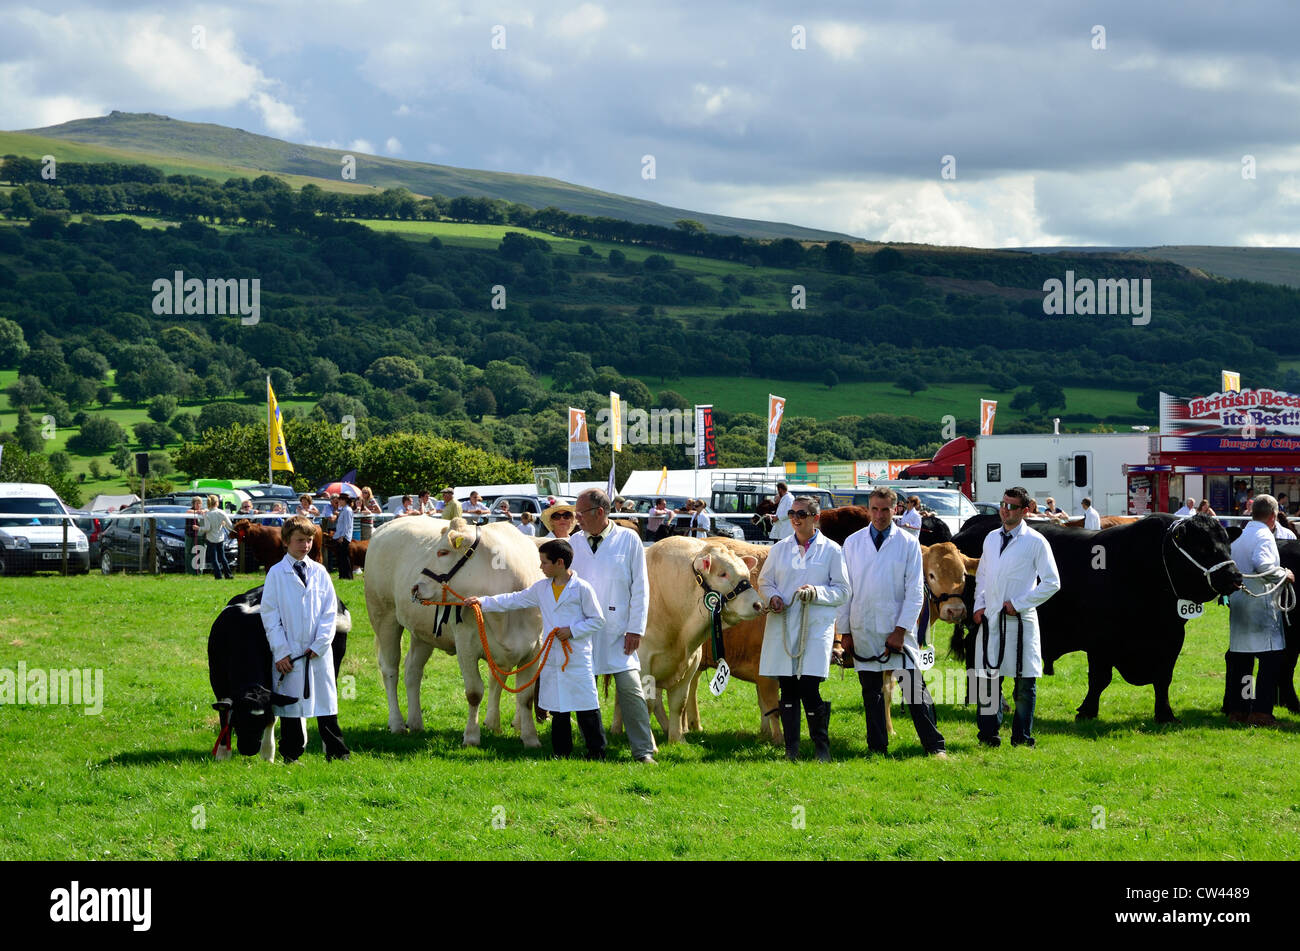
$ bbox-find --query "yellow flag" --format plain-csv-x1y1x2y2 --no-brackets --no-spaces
1222,370,1240,393
268,378,294,473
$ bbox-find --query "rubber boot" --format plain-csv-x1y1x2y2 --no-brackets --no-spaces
808,700,831,762
780,701,801,762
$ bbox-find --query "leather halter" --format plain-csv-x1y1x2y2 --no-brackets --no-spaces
417,523,482,636
1161,517,1235,601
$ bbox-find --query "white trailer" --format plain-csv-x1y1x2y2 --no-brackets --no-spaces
973,433,1152,517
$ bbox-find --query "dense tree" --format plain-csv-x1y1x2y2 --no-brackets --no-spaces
0,317,29,367
68,415,128,453
147,395,178,423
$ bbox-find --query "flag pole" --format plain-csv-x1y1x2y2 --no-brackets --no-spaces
267,374,273,486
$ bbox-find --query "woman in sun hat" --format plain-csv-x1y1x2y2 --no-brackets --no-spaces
541,501,577,539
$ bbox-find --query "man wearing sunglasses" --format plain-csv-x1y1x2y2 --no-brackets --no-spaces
971,486,1061,748
837,486,946,758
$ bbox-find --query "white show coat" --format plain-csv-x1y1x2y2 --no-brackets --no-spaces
770,493,794,540
972,520,1061,679
262,554,339,718
477,575,604,712
1275,524,1297,542
1082,507,1101,530
1228,521,1287,653
900,508,923,534
570,523,649,675
690,511,712,538
757,531,850,679
836,525,925,672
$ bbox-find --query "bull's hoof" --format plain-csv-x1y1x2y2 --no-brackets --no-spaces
215,744,232,761
1075,709,1098,721
388,720,408,734
463,734,481,747
407,717,424,733
1155,710,1180,724
523,736,542,750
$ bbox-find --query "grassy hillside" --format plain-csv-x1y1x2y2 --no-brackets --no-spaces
13,112,856,241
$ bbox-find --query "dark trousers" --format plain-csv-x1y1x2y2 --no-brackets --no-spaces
1226,650,1283,717
778,675,823,714
334,538,353,579
280,715,349,761
551,709,606,759
206,540,231,579
859,669,945,753
976,675,1036,744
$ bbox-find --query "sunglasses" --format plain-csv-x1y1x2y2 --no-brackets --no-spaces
1000,502,1023,510
789,509,815,519
550,512,574,519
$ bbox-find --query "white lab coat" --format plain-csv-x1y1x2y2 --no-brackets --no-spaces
757,531,850,678
1275,524,1297,542
1082,507,1101,530
570,524,650,675
770,493,794,540
972,521,1061,678
1228,521,1287,653
262,555,339,718
476,575,604,712
689,511,712,538
836,525,925,672
900,508,923,534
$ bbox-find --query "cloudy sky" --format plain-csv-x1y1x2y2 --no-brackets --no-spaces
2,0,1297,246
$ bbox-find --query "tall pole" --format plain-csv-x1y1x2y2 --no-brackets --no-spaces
267,374,273,486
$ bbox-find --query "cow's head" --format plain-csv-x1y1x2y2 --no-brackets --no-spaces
692,545,765,622
1165,514,1243,602
751,498,778,525
922,542,978,624
410,518,476,604
233,518,252,539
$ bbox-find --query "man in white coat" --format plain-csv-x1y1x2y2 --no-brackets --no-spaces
758,496,850,762
465,539,608,758
1080,497,1101,530
262,515,349,762
571,489,657,763
1227,495,1295,727
971,487,1061,748
1174,498,1196,518
837,487,945,757
767,481,794,541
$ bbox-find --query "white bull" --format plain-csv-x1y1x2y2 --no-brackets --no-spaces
365,516,546,748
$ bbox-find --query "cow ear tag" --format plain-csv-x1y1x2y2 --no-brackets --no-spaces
709,658,731,696
1176,599,1204,620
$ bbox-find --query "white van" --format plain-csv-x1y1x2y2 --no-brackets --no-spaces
0,483,90,575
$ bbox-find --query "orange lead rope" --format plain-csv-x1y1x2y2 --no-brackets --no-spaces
414,582,570,693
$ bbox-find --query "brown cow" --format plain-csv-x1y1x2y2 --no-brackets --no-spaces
1062,515,1138,529
233,519,325,570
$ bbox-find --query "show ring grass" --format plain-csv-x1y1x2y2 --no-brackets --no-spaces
2,574,1296,860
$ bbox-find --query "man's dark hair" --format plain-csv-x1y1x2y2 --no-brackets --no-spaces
539,538,574,568
1005,486,1031,507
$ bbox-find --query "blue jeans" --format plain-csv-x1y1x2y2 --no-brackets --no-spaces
976,676,1037,744
206,540,231,579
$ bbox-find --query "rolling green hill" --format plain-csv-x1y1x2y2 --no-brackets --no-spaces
13,112,855,242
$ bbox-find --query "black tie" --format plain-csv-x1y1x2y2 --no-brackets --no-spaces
873,531,884,551
589,535,601,555
294,561,307,585
1000,531,1012,553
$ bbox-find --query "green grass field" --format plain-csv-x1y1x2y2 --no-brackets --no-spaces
1,574,1294,860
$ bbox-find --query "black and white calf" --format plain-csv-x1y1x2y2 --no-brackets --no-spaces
207,585,350,760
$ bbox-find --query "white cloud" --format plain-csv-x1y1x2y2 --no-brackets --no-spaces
813,22,870,61
348,138,376,155
550,3,608,37
251,92,305,138
394,104,410,116
385,136,403,154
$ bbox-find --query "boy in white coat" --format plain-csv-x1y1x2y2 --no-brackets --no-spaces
465,539,608,758
972,487,1061,748
757,497,850,761
262,516,350,762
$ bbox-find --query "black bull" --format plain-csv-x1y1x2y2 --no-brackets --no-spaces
207,585,350,756
949,514,1243,722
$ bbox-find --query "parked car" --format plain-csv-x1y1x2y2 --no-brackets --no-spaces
0,483,90,575
619,495,745,541
98,502,237,574
711,482,834,542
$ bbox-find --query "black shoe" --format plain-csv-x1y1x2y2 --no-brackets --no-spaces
1010,737,1036,748
977,734,1001,748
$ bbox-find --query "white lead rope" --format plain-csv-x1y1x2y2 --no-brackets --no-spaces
778,594,813,671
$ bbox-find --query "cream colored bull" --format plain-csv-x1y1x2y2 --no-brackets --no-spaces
365,516,546,748
626,537,766,743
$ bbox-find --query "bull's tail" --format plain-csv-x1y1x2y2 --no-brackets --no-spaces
601,673,612,699
946,618,974,668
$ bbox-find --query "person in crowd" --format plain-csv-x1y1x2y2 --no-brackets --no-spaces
203,493,235,580
493,499,514,522
437,487,462,521
296,494,319,518
766,481,795,541
571,489,656,763
1197,499,1216,518
540,502,576,539
464,540,607,760
900,495,923,535
1227,495,1295,727
332,495,354,580
358,487,382,540
417,489,436,515
518,511,537,536
837,487,945,759
186,496,207,574
396,494,416,517
239,499,255,517
263,515,350,763
1175,497,1196,517
267,502,286,527
688,499,711,539
1042,497,1069,523
971,487,1062,748
464,492,490,516
1080,496,1101,530
646,498,672,541
758,496,850,762
1277,493,1291,515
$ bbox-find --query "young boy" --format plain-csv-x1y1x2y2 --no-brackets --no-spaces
464,540,607,759
261,515,350,763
